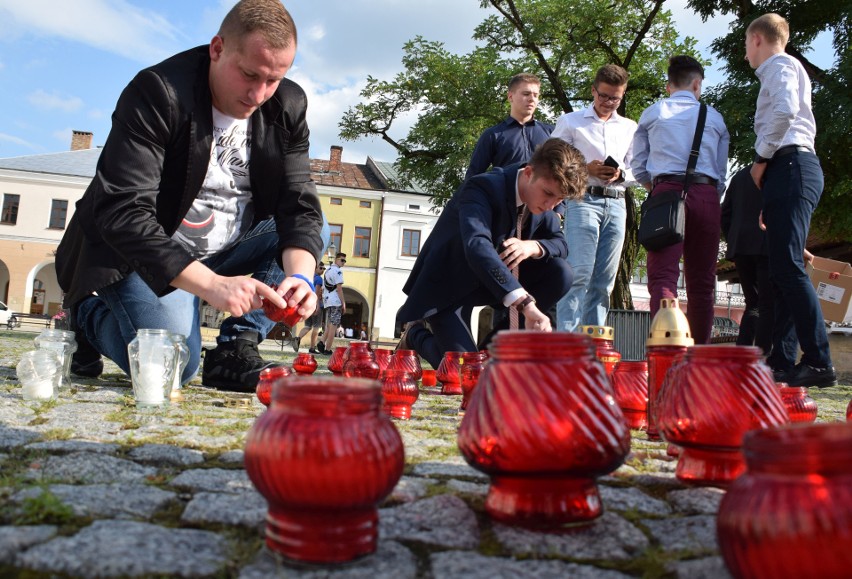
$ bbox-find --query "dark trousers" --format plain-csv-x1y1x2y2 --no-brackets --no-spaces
647,182,720,344
408,256,573,368
733,254,773,354
762,151,831,370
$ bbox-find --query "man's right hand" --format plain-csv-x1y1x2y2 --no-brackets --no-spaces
587,159,618,182
522,303,551,332
172,261,285,317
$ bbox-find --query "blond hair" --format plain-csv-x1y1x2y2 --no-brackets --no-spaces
218,0,297,50
747,13,789,47
528,139,588,201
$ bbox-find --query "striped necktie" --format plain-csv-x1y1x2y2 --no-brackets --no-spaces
509,205,527,330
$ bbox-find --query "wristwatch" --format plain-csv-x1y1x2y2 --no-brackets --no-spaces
515,295,536,311
753,153,770,164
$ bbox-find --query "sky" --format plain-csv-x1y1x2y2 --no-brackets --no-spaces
0,1,834,164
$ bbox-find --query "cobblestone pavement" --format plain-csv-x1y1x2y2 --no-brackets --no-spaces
1,330,850,578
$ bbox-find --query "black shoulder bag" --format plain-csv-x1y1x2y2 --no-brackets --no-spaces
638,103,707,252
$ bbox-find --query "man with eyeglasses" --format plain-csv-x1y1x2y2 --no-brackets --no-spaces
552,64,639,332
319,252,347,354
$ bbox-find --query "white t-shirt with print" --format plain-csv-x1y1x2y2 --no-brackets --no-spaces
323,265,344,307
173,107,255,259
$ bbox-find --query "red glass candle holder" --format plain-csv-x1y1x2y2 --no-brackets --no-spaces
459,352,488,413
646,345,687,441
579,325,621,378
421,369,437,388
292,352,318,375
373,348,393,375
327,346,347,375
436,351,464,395
717,423,852,579
847,399,852,422
458,331,630,528
777,384,818,424
611,360,648,430
262,287,300,327
256,366,293,408
244,376,405,564
381,369,419,420
343,341,380,380
387,349,422,382
656,345,789,486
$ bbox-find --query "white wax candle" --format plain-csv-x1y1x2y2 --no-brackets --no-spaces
135,363,166,405
22,379,54,400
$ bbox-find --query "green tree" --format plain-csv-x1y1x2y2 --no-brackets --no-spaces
689,0,852,239
339,0,700,308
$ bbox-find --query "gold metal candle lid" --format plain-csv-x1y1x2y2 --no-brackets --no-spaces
646,298,694,347
578,325,615,340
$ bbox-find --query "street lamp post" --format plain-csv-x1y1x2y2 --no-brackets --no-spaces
327,242,337,265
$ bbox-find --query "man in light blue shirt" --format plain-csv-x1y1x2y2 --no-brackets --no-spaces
552,64,638,331
631,55,729,344
745,13,835,388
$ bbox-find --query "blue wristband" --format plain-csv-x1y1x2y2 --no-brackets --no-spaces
290,274,314,289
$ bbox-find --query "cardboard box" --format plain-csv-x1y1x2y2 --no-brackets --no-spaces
807,256,852,324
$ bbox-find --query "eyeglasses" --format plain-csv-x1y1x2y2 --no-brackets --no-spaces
594,88,623,103
339,258,347,263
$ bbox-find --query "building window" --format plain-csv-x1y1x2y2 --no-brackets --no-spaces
1,194,20,225
353,227,371,258
48,199,68,230
329,223,342,253
402,229,421,257
359,200,371,208
407,203,421,211
330,197,342,205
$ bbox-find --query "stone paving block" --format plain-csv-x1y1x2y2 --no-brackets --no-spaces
388,475,436,502
24,451,157,484
0,425,40,450
599,485,672,516
25,440,120,455
218,449,245,464
380,494,479,549
667,556,732,578
628,473,685,490
169,467,254,493
127,443,205,466
181,491,267,528
16,520,229,577
430,550,632,579
238,540,418,579
12,483,176,520
72,388,126,403
411,459,488,481
0,525,57,565
642,515,718,553
494,512,650,561
40,402,125,438
446,479,488,497
667,487,725,515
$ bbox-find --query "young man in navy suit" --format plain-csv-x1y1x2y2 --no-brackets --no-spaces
397,138,588,368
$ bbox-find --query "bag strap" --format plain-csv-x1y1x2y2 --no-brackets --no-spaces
682,103,707,196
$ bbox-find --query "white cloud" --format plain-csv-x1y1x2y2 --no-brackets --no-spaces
28,89,83,112
0,132,37,148
0,0,185,64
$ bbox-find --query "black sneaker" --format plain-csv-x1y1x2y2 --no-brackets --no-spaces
771,367,791,384
786,363,837,388
308,347,319,355
202,332,281,392
69,302,103,378
292,335,301,353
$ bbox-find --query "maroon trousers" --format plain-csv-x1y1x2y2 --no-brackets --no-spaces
646,182,720,344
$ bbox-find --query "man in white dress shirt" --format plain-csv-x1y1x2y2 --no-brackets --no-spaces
552,64,638,331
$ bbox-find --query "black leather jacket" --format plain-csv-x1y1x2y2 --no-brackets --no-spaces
57,45,323,307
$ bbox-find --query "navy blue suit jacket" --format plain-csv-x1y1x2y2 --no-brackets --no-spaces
399,163,567,322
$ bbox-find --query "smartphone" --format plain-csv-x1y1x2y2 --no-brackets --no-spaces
603,155,620,169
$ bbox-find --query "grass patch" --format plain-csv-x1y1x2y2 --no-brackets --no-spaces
16,488,75,526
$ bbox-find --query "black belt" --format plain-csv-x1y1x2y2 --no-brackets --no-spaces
586,186,624,199
773,145,812,159
653,173,717,188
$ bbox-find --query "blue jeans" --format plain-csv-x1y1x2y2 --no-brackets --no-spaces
78,218,287,383
762,151,832,370
556,194,626,331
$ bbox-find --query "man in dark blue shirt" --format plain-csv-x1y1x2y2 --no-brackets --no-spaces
465,73,554,180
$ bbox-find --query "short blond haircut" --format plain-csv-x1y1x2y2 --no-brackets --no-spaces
747,13,789,47
528,139,588,201
219,0,297,50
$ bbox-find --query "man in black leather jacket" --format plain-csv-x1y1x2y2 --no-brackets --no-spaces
56,0,324,392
